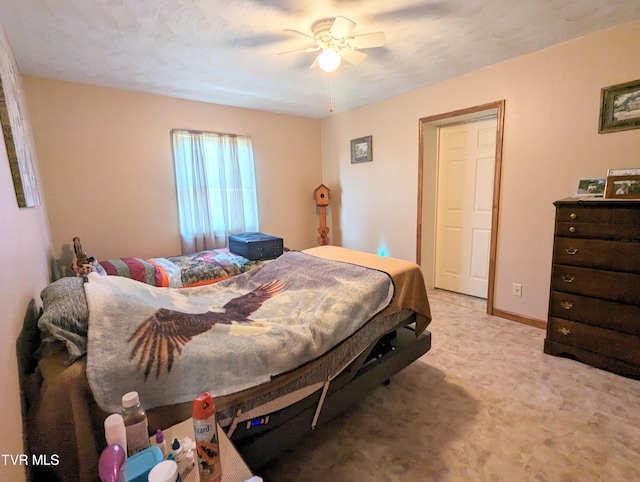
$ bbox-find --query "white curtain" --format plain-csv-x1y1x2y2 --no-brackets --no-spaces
171,130,259,253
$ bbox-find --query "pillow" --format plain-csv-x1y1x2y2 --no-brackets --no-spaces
37,276,89,363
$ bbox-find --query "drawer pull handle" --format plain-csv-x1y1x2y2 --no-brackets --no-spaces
569,213,577,220
558,327,571,336
565,247,578,255
569,226,576,233
560,301,573,310
562,274,575,283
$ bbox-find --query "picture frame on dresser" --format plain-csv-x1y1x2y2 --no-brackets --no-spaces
575,179,605,197
604,174,640,199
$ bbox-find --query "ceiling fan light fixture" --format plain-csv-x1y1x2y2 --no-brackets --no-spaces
317,48,341,73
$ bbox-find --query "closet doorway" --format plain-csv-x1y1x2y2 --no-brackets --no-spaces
417,101,505,315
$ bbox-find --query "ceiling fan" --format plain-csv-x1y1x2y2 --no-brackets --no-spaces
279,16,385,73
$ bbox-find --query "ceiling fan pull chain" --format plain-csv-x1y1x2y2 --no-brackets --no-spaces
329,72,334,112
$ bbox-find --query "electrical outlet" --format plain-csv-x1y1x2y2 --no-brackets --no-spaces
512,283,522,297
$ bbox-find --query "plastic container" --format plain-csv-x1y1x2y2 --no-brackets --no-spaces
98,444,126,482
121,391,150,456
147,460,182,482
155,429,168,459
193,392,222,482
124,446,163,482
104,413,127,456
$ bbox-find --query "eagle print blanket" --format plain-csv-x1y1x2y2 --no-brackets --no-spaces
85,251,393,412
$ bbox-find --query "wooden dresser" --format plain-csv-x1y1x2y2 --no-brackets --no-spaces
544,198,640,378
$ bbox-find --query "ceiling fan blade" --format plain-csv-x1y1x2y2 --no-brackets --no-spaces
278,45,321,55
283,28,316,43
309,56,319,69
345,32,385,49
329,16,356,40
340,48,368,65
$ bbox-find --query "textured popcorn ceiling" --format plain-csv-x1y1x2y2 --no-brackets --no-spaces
1,0,639,119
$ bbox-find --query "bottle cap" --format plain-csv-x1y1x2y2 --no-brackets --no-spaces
104,414,127,453
193,392,215,419
171,438,180,450
155,429,164,444
121,391,139,408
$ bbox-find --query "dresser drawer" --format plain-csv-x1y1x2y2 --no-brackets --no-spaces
555,221,640,240
551,265,640,305
556,204,640,225
553,237,640,272
547,317,640,364
549,291,640,335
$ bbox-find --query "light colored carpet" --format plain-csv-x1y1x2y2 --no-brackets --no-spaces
259,290,640,481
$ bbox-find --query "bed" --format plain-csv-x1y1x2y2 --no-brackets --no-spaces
23,246,432,482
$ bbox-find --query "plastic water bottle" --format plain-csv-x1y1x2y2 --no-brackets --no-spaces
193,392,222,482
121,391,150,456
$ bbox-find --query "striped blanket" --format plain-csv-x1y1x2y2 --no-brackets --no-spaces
98,248,263,288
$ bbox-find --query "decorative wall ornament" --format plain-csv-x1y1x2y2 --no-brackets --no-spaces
314,184,330,245
0,27,40,208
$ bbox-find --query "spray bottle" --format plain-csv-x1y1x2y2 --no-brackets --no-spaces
192,392,222,482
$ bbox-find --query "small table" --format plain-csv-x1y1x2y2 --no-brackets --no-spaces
153,418,254,482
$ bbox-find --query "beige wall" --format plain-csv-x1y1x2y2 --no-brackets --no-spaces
320,18,640,322
24,79,323,274
0,23,52,482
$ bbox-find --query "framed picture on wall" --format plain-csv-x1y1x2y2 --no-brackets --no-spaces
350,135,372,163
0,36,41,207
598,79,640,134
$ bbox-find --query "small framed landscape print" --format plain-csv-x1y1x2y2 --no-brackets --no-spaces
575,179,605,197
604,175,640,199
351,135,372,163
599,79,640,134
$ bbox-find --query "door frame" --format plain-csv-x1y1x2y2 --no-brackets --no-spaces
416,100,505,315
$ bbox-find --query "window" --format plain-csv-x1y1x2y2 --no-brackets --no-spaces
171,129,259,253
